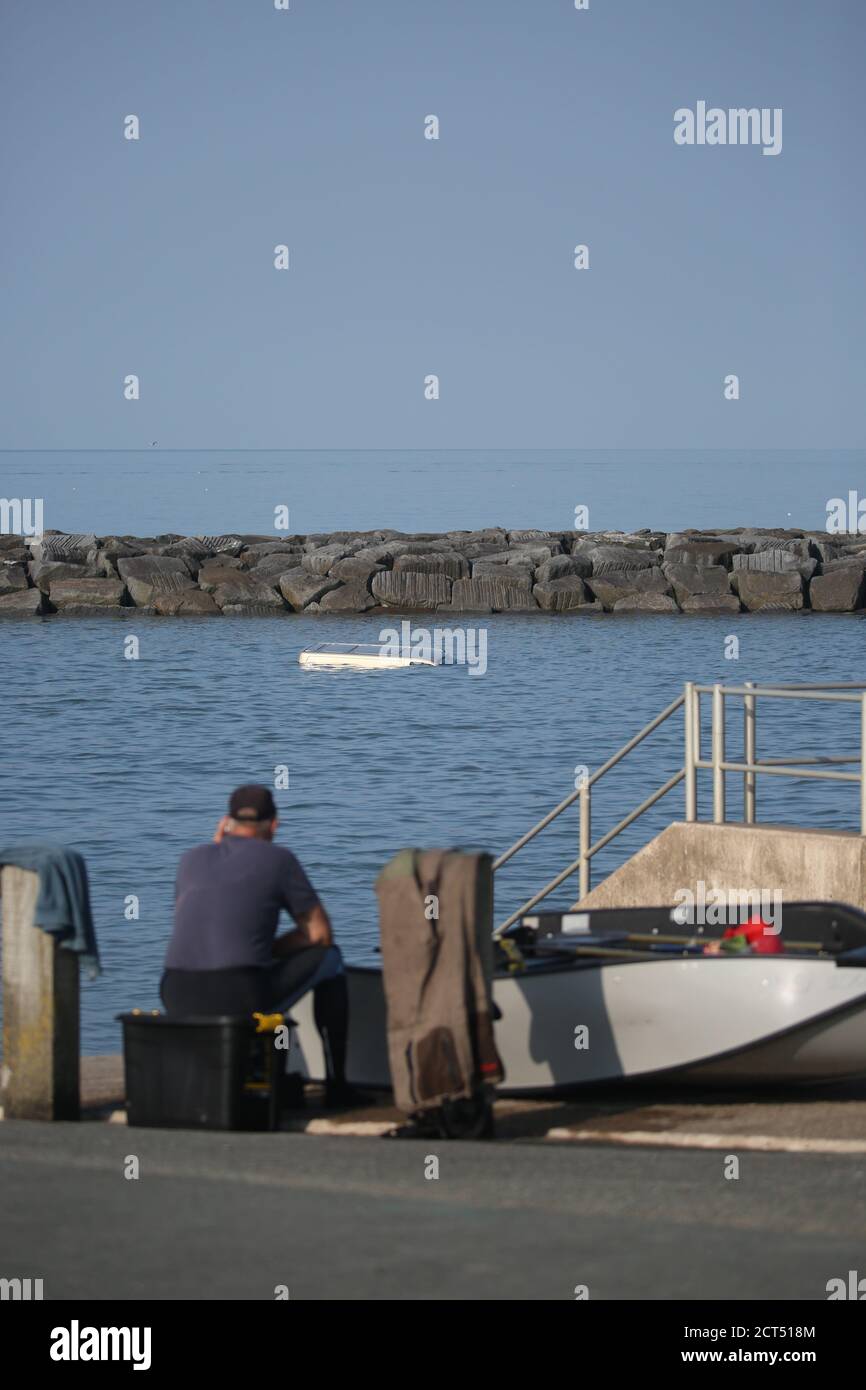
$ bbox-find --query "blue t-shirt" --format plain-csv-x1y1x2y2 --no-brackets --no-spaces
165,837,321,971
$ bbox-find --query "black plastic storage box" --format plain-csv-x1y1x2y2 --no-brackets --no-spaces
118,1011,271,1131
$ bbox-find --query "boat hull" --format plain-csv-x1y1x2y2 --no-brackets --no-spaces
290,957,866,1094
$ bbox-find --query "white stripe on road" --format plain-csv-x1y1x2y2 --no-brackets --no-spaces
292,1120,866,1151
545,1127,866,1154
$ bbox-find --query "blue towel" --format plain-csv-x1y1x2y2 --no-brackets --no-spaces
0,845,101,978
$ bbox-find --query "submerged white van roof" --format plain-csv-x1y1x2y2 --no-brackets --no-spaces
298,642,439,669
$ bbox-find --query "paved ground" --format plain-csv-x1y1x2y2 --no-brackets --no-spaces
1,1058,865,1300
1,1117,864,1300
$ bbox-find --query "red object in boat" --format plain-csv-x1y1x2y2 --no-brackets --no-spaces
722,914,784,954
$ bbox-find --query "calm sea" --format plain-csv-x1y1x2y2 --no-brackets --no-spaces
0,447,863,536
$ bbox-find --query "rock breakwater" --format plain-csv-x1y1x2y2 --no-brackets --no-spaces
1,526,865,616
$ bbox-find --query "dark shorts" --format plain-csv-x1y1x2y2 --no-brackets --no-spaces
161,946,341,1017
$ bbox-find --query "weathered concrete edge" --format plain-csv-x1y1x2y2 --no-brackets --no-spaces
579,822,866,911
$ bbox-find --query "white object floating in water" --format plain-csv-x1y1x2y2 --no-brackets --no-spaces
298,642,440,670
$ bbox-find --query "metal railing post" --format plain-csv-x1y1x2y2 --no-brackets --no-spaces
684,681,697,821
861,693,866,834
744,680,756,824
712,683,726,824
579,781,590,899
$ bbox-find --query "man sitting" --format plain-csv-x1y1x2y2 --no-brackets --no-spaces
161,784,365,1108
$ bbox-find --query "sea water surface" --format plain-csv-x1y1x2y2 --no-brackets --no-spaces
1,448,863,537
1,609,865,1052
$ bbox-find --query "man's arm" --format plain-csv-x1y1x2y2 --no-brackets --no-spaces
272,903,333,957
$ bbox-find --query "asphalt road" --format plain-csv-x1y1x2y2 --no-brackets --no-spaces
1,1119,864,1300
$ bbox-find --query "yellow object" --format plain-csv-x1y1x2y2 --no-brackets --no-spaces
253,1012,284,1034
498,937,525,973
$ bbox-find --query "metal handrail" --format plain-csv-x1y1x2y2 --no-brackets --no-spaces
492,692,684,872
492,680,866,935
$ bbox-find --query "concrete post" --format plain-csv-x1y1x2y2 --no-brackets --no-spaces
1,866,80,1121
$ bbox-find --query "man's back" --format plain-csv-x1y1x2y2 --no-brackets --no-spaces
165,836,319,971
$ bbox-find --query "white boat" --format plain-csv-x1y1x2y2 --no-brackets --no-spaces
298,642,440,670
291,902,866,1093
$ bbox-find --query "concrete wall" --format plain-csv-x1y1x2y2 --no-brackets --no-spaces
579,821,866,911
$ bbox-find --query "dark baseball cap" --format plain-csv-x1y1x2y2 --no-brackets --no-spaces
228,784,277,823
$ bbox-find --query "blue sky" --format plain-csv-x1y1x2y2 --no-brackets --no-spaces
1,0,863,450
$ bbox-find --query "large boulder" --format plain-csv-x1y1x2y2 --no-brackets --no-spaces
732,550,816,579
117,555,195,606
737,572,804,611
809,568,866,612
153,590,222,615
393,551,470,580
471,560,534,589
587,568,672,611
450,576,537,611
371,571,452,610
460,541,513,560
210,575,286,611
303,544,352,575
162,538,212,562
663,563,731,604
94,541,142,574
30,559,100,593
0,588,45,615
613,594,679,613
197,558,245,591
248,553,305,585
318,581,377,612
472,552,537,570
49,578,128,610
533,577,595,611
97,537,145,559
809,536,846,563
535,554,592,583
279,568,340,611
749,536,812,560
502,543,558,563
31,533,97,565
664,539,744,569
0,563,29,596
328,556,384,582
581,544,661,574
354,542,409,565
240,541,301,561
681,593,741,613
821,555,866,573
507,529,551,544
392,539,455,554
